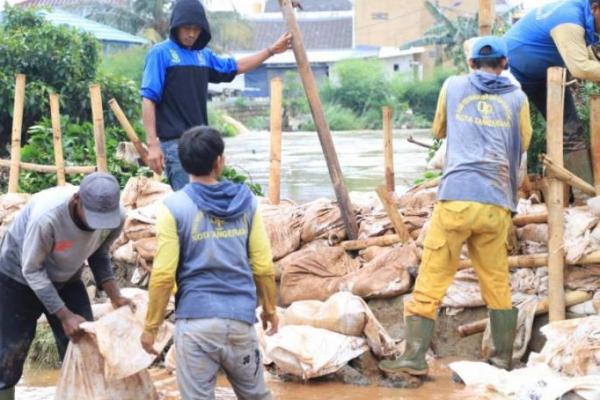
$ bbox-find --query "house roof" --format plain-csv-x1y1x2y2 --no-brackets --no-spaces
40,9,146,44
15,0,127,9
264,0,352,12
239,16,352,51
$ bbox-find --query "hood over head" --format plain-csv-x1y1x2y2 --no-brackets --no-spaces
170,0,211,50
468,70,518,95
183,180,254,220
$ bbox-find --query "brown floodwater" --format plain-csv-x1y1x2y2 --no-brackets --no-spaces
18,358,491,400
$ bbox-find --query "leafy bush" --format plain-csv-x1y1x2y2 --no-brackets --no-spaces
0,7,140,154
207,104,238,137
222,166,262,196
100,45,148,87
299,103,364,131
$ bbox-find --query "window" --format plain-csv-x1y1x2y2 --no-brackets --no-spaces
393,64,399,72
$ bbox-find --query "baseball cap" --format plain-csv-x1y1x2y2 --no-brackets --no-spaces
470,36,508,60
78,172,122,230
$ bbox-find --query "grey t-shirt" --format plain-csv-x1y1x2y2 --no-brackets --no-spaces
0,186,124,314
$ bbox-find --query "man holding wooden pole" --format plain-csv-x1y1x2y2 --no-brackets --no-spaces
141,0,291,190
379,37,532,378
504,0,600,193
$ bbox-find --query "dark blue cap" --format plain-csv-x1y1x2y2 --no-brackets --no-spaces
470,36,508,60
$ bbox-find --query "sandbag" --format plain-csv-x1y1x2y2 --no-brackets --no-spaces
566,265,600,292
396,187,437,210
282,292,399,357
517,224,548,243
121,176,171,210
564,208,598,264
261,203,303,261
300,199,347,243
0,192,30,241
443,269,485,309
262,325,368,380
279,245,360,305
133,237,157,261
339,244,417,299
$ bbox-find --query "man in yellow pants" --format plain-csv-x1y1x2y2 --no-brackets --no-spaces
379,36,532,377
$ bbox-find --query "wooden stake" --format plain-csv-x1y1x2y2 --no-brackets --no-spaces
457,290,592,337
542,154,596,196
8,74,26,193
108,99,149,166
383,106,395,193
478,0,495,36
341,234,401,251
375,185,411,242
89,84,108,173
49,94,66,186
590,95,600,194
278,0,359,239
269,77,283,205
0,159,95,174
546,67,567,321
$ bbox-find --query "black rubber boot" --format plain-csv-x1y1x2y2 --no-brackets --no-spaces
488,308,518,371
378,315,434,376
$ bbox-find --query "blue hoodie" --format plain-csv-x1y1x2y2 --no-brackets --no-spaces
163,180,258,324
437,71,528,211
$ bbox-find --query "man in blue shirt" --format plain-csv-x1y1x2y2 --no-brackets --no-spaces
141,0,291,190
504,0,600,188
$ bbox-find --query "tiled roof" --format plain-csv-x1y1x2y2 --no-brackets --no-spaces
264,0,352,12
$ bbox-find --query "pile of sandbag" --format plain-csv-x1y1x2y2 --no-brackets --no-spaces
0,192,30,241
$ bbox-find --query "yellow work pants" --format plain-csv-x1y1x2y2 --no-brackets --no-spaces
404,201,513,320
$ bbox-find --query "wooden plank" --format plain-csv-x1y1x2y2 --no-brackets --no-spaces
458,291,592,337
89,84,108,172
542,154,596,196
341,234,401,251
278,0,359,240
269,77,283,205
375,185,411,242
49,94,66,186
546,67,567,321
590,95,600,194
0,159,95,174
383,106,395,193
8,74,26,193
478,0,495,36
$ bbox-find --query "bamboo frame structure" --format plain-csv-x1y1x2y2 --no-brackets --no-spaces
590,95,600,194
341,234,401,251
269,77,283,205
383,106,395,193
542,154,596,196
8,74,26,193
89,84,108,172
49,94,66,186
375,185,411,243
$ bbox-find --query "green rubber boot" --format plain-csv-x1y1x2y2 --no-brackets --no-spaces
378,315,434,376
565,149,594,185
488,308,518,371
0,387,15,400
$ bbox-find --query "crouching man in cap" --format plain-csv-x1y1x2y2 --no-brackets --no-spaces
0,172,133,400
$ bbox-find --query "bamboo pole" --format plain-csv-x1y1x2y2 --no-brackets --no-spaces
0,159,95,174
478,0,495,36
457,291,592,337
375,185,411,242
383,106,395,193
269,77,283,205
89,84,108,172
546,67,567,321
49,94,66,186
278,0,359,240
458,250,600,270
108,99,149,166
512,212,548,226
542,155,596,196
590,95,600,194
8,74,26,193
341,234,401,251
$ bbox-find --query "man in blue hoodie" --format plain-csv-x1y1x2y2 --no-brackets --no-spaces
141,0,292,190
378,37,532,378
140,126,277,399
504,0,600,188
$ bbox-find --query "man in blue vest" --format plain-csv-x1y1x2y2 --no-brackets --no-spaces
504,0,600,188
140,126,277,399
378,36,532,378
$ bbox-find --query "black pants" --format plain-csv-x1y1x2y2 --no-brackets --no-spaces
520,81,587,153
0,272,93,390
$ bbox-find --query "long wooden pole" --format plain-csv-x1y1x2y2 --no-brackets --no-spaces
49,94,66,186
383,106,395,193
478,0,495,36
542,155,596,196
459,249,600,270
590,95,600,194
341,234,401,251
89,84,108,173
457,291,592,337
0,159,95,174
269,77,283,205
278,0,359,239
8,74,26,193
375,185,411,242
108,98,149,166
546,67,567,322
